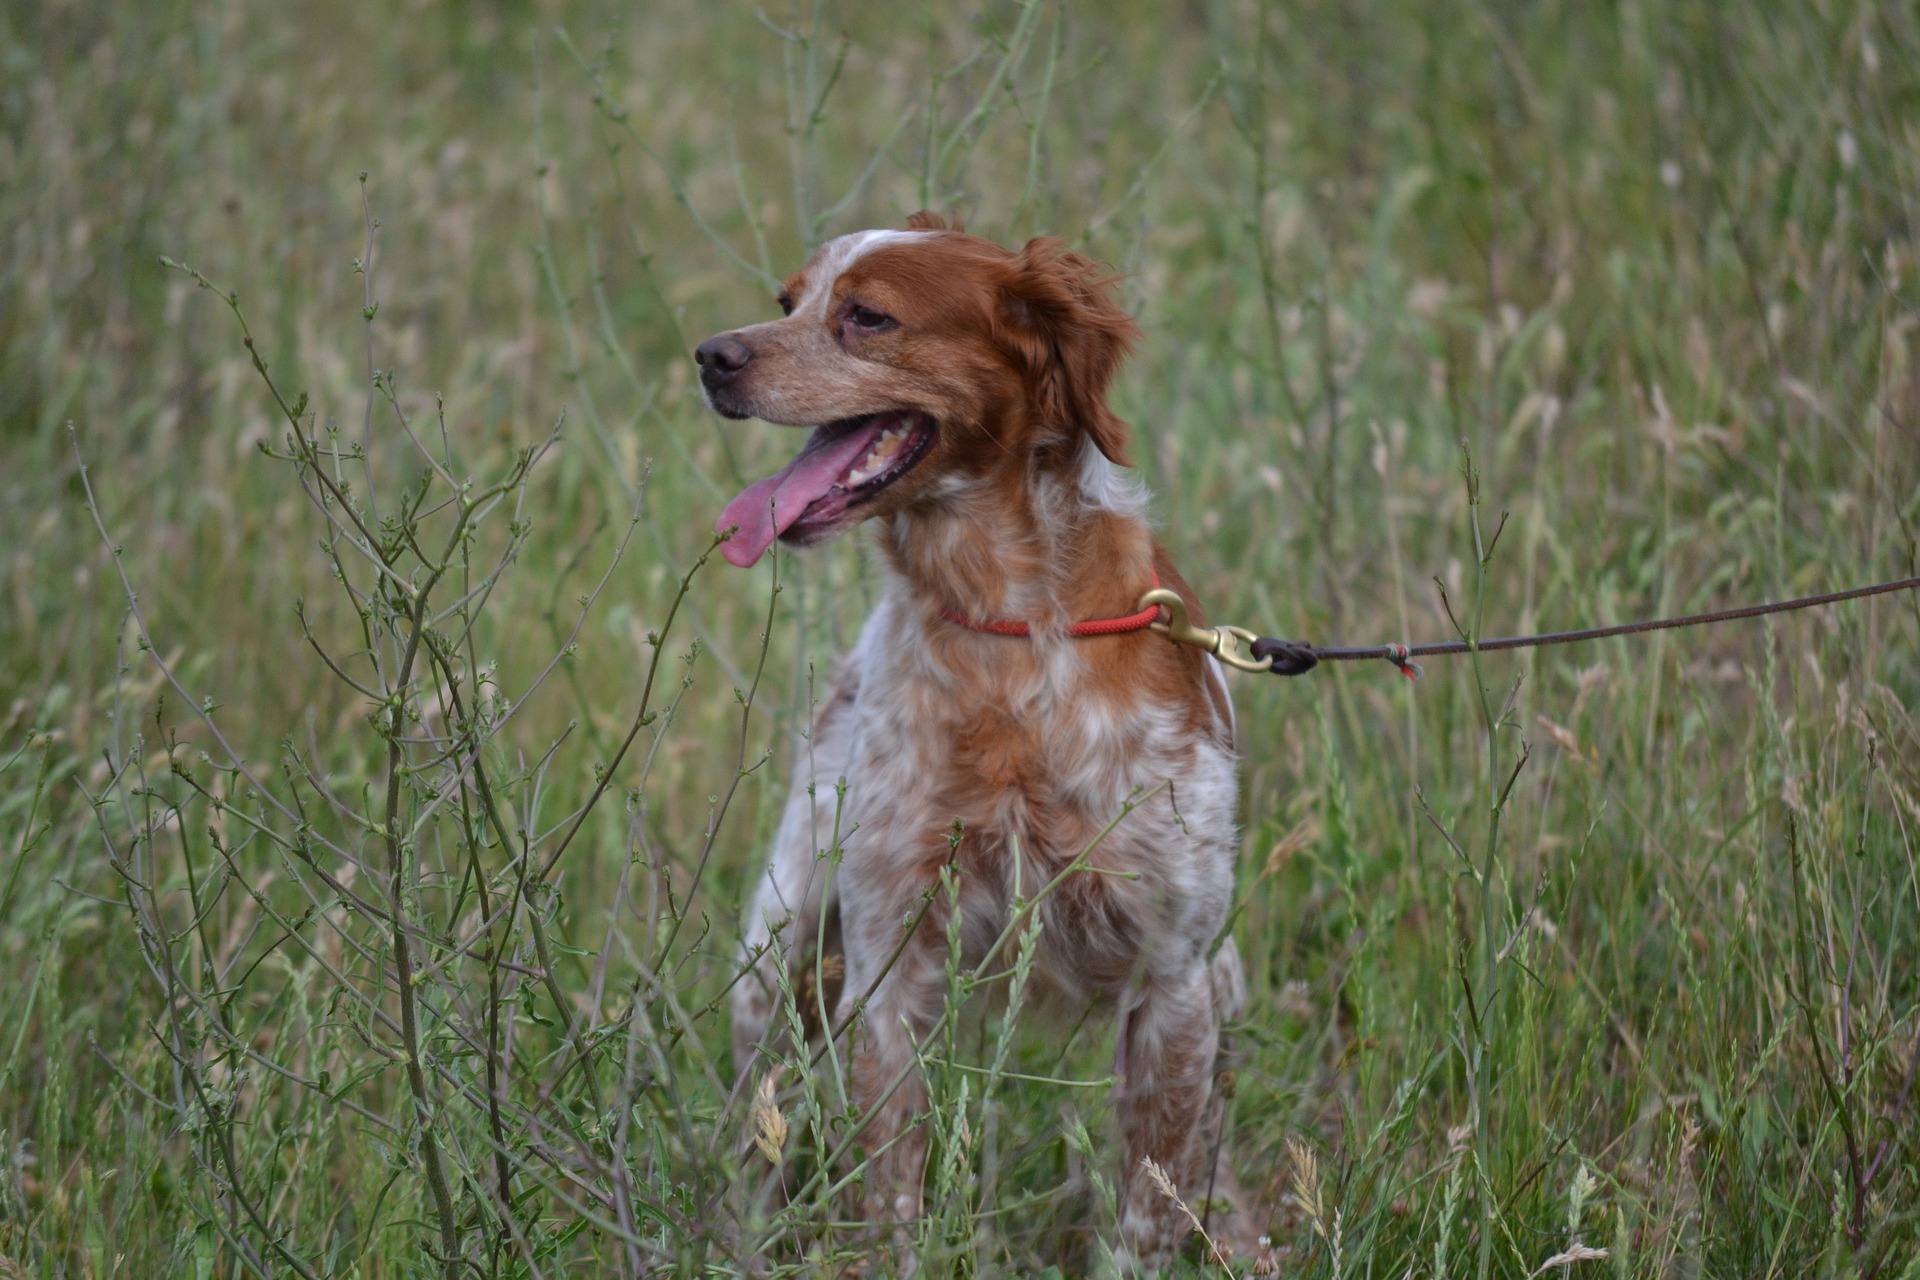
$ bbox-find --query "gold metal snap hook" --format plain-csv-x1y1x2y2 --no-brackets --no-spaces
1137,588,1275,673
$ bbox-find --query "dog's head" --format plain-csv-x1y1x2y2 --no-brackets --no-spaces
696,213,1140,567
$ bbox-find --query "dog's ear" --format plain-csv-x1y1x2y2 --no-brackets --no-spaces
999,237,1139,466
904,209,963,232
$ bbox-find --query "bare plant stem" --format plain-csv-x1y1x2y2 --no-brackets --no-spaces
1450,439,1523,1280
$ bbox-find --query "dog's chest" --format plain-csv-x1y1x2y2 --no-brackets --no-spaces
843,624,1208,855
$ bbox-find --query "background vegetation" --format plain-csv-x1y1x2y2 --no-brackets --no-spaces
2,0,1917,1274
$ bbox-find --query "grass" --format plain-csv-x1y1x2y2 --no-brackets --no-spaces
2,0,1918,1274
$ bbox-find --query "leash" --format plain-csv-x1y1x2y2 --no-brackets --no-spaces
1137,574,1920,679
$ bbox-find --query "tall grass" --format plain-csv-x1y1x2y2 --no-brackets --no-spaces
2,0,1918,1274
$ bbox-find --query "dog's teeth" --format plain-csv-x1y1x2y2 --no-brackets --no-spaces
844,419,923,486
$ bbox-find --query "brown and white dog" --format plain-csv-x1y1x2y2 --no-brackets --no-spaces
699,214,1255,1270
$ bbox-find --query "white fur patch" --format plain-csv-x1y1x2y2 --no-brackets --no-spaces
1075,438,1149,520
796,229,939,318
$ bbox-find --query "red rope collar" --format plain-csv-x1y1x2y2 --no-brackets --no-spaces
940,570,1164,638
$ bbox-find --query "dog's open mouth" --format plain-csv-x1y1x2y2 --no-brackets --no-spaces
716,411,937,567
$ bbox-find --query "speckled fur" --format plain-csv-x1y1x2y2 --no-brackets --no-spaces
711,217,1259,1271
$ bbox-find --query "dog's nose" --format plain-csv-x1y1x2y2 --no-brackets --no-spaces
694,334,753,383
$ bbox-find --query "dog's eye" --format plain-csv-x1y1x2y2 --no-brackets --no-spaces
846,304,895,332
776,292,794,316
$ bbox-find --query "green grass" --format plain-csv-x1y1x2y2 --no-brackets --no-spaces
3,0,1918,1275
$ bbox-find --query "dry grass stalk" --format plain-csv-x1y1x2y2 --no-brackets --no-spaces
751,1068,789,1164
1529,1242,1610,1275
1288,1134,1329,1241
1141,1156,1234,1271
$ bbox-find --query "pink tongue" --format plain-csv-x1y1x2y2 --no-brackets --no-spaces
716,419,888,567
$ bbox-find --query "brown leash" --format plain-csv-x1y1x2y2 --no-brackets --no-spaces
1139,574,1920,679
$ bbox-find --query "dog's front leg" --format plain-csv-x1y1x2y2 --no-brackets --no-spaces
1113,961,1223,1272
836,896,952,1254
729,667,861,1076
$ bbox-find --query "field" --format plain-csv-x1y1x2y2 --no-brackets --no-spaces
3,0,1918,1275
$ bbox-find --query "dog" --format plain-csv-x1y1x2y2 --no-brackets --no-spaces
698,213,1255,1271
